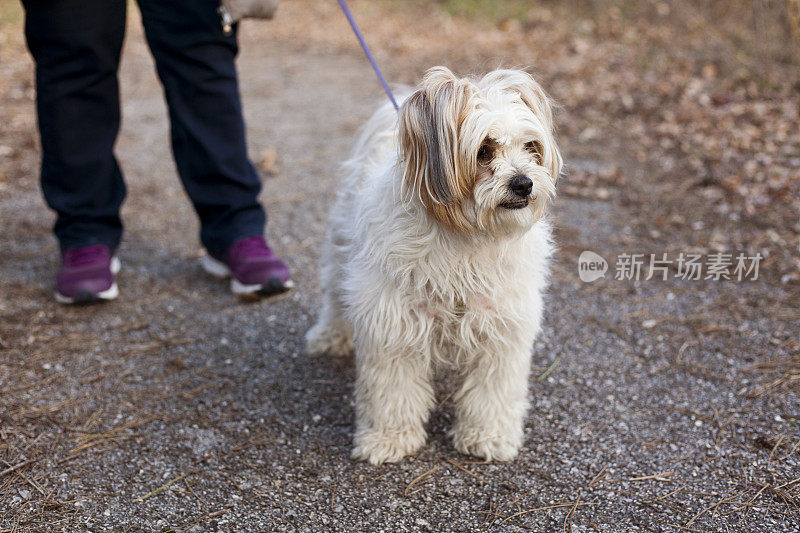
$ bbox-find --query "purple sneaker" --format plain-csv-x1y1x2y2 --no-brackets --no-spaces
55,244,120,304
201,236,293,298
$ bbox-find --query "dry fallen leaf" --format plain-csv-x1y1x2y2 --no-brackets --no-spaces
257,147,280,176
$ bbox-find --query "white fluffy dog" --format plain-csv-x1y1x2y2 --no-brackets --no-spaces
306,67,562,465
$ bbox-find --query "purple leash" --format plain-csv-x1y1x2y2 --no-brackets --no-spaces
336,0,399,111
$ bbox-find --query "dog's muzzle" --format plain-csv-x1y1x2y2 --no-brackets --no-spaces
500,174,533,209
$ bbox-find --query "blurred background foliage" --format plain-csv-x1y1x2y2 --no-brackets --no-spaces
428,0,800,86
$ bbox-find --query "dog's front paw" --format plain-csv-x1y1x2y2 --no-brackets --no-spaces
452,427,522,462
305,322,354,356
352,426,427,465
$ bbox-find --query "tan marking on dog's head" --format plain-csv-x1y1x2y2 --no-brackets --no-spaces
399,67,478,232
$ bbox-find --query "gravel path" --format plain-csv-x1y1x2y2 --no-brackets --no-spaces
1,7,798,532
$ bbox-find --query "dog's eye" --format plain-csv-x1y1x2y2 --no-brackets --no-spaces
525,141,542,155
525,141,543,163
477,142,493,164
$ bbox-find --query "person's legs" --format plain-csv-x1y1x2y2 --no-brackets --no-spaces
22,0,127,252
136,0,265,257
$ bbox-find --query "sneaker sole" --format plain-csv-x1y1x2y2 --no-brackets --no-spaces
55,283,119,305
54,257,121,305
200,255,294,298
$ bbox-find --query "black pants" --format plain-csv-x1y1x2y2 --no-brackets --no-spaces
22,0,265,256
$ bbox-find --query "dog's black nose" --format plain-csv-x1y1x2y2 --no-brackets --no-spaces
509,175,533,198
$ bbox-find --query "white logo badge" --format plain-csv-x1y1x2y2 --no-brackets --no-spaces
578,251,608,282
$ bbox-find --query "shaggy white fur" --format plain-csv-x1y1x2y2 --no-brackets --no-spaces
306,67,562,465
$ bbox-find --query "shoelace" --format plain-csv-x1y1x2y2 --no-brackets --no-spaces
63,245,109,267
230,236,272,258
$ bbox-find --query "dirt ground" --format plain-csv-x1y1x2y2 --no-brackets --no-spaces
1,1,799,531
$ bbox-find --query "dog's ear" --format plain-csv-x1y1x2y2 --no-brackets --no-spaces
399,67,476,231
481,70,563,184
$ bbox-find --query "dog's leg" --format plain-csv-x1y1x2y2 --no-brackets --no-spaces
451,338,533,461
305,288,353,356
351,340,434,465
305,228,354,356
